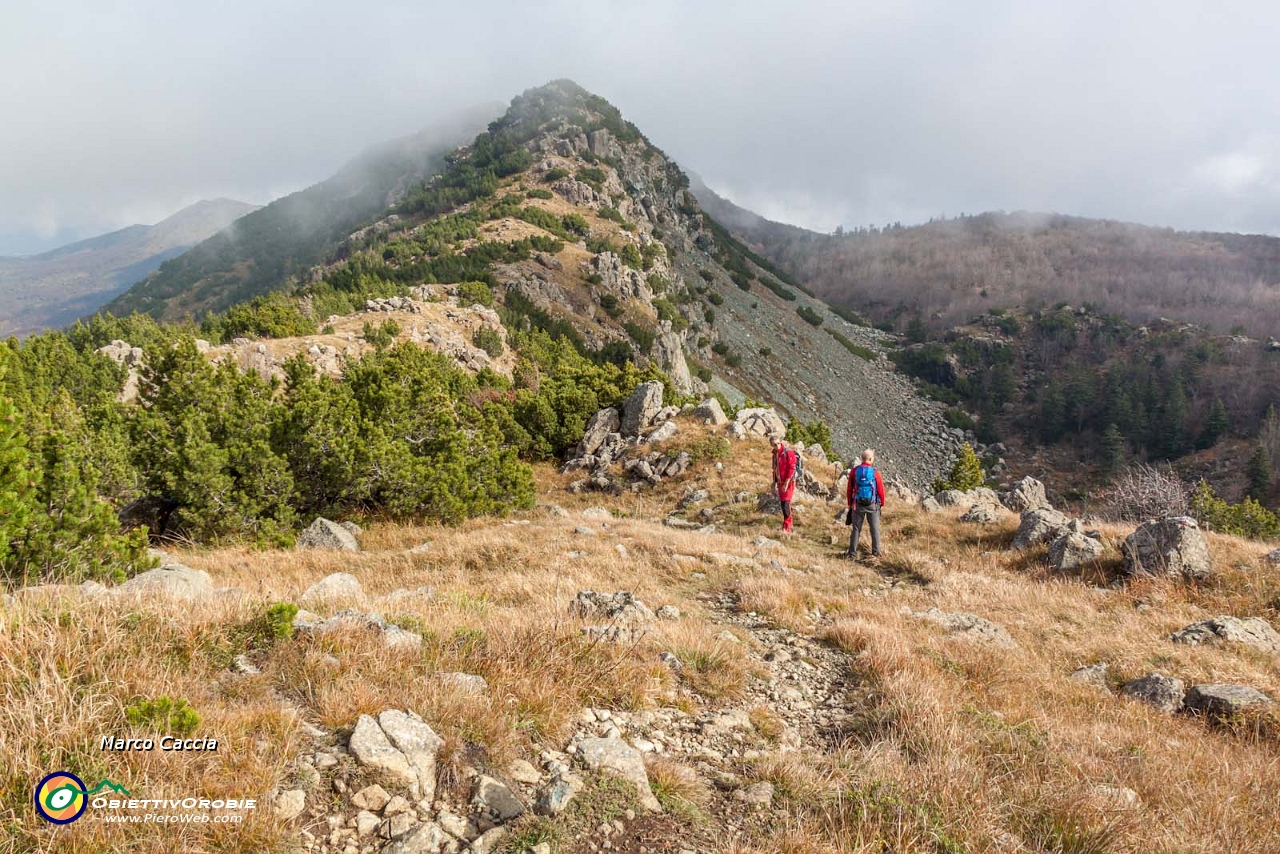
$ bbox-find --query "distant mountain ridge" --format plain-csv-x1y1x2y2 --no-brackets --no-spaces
0,198,257,337
102,114,491,322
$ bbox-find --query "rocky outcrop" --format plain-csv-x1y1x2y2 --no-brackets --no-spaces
115,562,214,601
300,572,365,608
621,382,664,437
569,590,654,624
960,503,1002,524
1121,517,1212,580
576,737,661,813
575,407,621,458
734,407,786,439
1170,616,1280,653
914,608,1014,645
933,487,1000,508
653,324,692,395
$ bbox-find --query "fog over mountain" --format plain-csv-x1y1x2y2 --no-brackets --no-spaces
4,1,1280,251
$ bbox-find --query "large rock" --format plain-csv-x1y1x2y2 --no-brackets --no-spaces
1048,531,1104,572
691,398,728,426
1121,517,1212,580
383,823,453,853
576,737,661,812
643,421,678,444
471,775,525,822
653,326,693,396
300,572,365,607
1001,476,1051,512
576,408,620,458
933,487,1000,508
1266,548,1280,567
1182,684,1275,721
115,563,214,601
296,610,422,651
1120,673,1185,713
1170,616,1280,653
734,407,787,439
348,714,417,791
621,382,664,437
297,517,360,552
1012,507,1072,550
377,710,444,804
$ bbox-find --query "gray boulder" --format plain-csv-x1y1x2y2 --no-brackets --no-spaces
115,563,214,601
297,517,360,552
1121,517,1212,580
921,497,943,514
1183,684,1274,721
576,408,620,457
1001,476,1051,512
643,421,678,444
1120,673,1185,713
1070,662,1111,689
1048,531,1104,572
576,737,661,812
934,487,1000,508
1265,548,1280,566
471,775,525,822
1170,616,1280,653
348,714,417,791
621,382,664,437
377,710,444,804
691,398,728,426
960,503,1002,524
1012,507,1072,550
300,572,365,607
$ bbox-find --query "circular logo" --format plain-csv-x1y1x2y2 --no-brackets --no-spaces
34,771,88,824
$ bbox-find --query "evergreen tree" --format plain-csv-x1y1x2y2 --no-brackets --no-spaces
0,356,32,570
1157,382,1190,459
1036,380,1066,443
1196,398,1230,449
1102,423,1126,476
1246,444,1273,504
1260,404,1280,475
932,442,985,492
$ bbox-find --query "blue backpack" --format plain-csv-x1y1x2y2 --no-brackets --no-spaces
854,465,878,506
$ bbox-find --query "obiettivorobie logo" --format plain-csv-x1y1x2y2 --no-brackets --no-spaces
34,771,130,824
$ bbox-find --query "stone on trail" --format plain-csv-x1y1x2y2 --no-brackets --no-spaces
471,774,525,822
382,822,452,853
1119,673,1185,713
297,517,360,552
299,572,365,607
377,710,445,804
569,590,654,624
1121,516,1212,580
348,714,417,791
272,789,306,820
1170,616,1280,653
576,737,662,812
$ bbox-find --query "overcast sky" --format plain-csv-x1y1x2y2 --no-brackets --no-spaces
3,0,1279,254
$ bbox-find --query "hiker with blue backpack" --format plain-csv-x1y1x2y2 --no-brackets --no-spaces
846,449,886,560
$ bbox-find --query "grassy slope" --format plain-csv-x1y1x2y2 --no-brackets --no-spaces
1,423,1277,852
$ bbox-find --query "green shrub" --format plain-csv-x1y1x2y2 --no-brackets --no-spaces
826,328,875,360
542,167,569,182
619,244,643,270
693,365,712,382
623,323,655,353
598,207,627,225
699,270,714,282
711,342,729,356
561,213,590,236
724,352,742,368
526,188,553,200
1191,481,1280,540
786,419,833,455
362,319,401,350
944,408,976,432
932,443,985,493
473,327,505,357
706,292,724,306
759,347,772,357
125,696,200,736
577,167,606,190
203,292,315,343
796,305,824,327
686,435,731,462
457,281,494,307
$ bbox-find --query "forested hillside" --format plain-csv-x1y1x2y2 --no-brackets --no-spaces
694,184,1280,340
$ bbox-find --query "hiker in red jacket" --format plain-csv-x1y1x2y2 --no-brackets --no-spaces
770,434,798,532
846,448,886,560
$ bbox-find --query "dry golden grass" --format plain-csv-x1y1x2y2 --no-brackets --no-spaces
1,423,1278,852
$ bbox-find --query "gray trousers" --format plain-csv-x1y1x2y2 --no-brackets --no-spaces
848,504,882,556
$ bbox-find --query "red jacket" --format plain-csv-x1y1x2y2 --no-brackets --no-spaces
773,446,797,502
847,464,886,507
